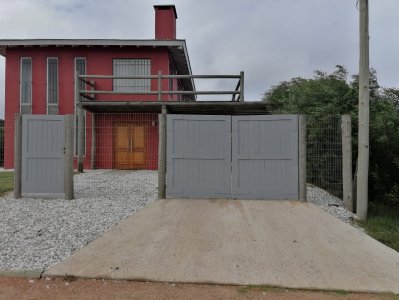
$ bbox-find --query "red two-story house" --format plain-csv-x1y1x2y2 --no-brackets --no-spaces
0,5,195,170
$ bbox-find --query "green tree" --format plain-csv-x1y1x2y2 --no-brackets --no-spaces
263,66,399,208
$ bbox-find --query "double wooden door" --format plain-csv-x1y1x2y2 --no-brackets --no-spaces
114,124,145,169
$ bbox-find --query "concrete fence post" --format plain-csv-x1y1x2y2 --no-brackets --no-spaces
14,114,22,199
64,115,74,200
341,114,353,212
158,105,167,199
298,115,307,201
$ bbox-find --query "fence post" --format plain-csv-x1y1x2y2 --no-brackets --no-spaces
77,106,85,173
90,114,96,169
158,105,167,199
14,114,22,199
239,71,244,102
341,114,353,212
64,115,74,200
298,115,307,201
157,71,162,101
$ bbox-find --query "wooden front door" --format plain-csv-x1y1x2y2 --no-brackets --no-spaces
115,124,145,169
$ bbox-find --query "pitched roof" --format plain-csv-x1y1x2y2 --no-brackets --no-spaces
0,39,194,92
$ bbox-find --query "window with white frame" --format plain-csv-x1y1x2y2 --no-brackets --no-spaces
20,58,32,106
74,57,86,156
47,58,58,107
113,59,151,92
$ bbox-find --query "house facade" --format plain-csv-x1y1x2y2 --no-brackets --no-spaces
1,5,194,170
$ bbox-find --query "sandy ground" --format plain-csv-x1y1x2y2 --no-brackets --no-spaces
0,277,396,300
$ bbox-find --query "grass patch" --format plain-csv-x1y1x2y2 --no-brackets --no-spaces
0,172,14,196
360,214,399,252
358,204,399,252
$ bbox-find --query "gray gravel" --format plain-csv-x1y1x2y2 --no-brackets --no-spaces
1,170,360,271
307,184,360,227
0,170,157,271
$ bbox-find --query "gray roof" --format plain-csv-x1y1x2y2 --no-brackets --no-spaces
0,39,194,92
79,101,271,114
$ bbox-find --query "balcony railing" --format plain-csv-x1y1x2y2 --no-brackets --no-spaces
76,71,244,103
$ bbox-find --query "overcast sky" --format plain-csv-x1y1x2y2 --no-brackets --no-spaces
0,0,398,118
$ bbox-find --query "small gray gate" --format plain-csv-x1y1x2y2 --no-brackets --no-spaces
166,114,300,200
21,115,65,194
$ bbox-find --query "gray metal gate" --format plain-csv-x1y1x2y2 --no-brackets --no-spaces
166,114,300,200
166,115,231,198
231,115,298,199
21,115,65,194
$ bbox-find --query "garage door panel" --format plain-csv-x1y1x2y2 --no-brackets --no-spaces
232,115,299,199
166,115,231,198
235,159,296,196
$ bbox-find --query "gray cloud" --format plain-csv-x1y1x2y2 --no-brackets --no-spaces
1,0,398,117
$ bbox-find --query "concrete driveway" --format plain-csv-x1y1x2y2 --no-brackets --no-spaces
45,199,399,294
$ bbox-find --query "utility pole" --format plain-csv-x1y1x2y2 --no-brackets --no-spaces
357,0,369,220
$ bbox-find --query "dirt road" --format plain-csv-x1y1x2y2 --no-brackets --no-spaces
0,277,396,300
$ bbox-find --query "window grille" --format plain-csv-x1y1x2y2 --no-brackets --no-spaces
47,58,58,105
20,58,32,105
113,59,151,92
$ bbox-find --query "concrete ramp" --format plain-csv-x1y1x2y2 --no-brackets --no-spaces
45,199,399,294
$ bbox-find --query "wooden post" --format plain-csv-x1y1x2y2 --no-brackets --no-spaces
342,115,353,212
90,113,96,169
64,115,74,200
239,71,244,102
298,115,307,201
76,71,85,173
157,71,162,101
14,114,22,199
158,105,167,199
357,0,369,220
77,106,84,173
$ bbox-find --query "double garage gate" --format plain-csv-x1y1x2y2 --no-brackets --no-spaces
166,115,300,200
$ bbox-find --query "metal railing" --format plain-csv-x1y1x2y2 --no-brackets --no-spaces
77,71,244,102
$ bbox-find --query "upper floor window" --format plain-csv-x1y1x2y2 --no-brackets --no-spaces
75,57,86,104
20,58,32,105
47,58,58,105
113,59,151,92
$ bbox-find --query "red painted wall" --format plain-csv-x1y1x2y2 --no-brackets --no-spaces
4,46,173,169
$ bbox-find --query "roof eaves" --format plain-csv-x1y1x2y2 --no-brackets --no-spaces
0,39,187,47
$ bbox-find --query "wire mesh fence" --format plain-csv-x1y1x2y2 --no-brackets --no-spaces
74,112,159,186
0,119,4,167
0,119,14,170
1,113,346,204
306,115,343,203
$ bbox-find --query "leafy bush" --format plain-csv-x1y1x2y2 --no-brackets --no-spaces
263,66,399,209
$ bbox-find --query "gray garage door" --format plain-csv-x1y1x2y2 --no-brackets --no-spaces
22,115,65,194
166,114,299,199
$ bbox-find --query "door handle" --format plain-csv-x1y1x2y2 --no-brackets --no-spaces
130,138,133,152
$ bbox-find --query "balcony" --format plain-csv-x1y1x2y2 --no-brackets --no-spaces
76,71,269,115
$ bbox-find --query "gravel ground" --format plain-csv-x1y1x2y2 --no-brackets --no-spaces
307,184,360,227
0,170,359,271
0,170,157,270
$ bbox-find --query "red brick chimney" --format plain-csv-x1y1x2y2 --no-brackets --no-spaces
154,5,177,40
